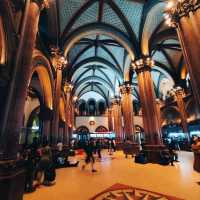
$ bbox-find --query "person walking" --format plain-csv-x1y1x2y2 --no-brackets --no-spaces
82,139,97,172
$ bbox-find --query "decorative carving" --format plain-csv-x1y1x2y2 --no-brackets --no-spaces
64,82,73,93
131,57,154,74
111,96,121,105
119,82,132,94
32,0,49,10
164,0,200,27
51,48,67,71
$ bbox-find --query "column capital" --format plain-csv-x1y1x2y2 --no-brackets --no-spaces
131,57,154,74
111,96,121,105
164,0,200,27
119,82,132,94
72,96,78,104
51,47,67,70
64,82,73,93
174,86,185,97
32,0,49,10
168,86,185,101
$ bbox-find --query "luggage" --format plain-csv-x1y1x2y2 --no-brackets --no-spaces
135,152,147,164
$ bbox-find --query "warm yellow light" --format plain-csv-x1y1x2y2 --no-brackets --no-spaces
73,96,78,102
166,1,175,9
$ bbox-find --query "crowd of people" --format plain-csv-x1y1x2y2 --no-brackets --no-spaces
19,135,200,194
19,138,56,193
18,137,117,193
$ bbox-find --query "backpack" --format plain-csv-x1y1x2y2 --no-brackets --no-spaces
135,152,147,164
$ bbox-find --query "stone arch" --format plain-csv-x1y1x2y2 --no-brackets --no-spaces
76,126,89,134
26,106,41,144
97,100,106,115
30,50,54,110
87,98,97,116
161,106,181,126
62,23,137,81
0,16,6,65
78,99,88,116
185,98,199,121
95,126,108,132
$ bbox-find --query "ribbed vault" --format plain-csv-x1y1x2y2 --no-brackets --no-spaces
39,0,185,105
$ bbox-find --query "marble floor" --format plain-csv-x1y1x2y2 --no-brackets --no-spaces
24,151,200,200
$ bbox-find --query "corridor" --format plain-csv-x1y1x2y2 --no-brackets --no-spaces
24,151,200,200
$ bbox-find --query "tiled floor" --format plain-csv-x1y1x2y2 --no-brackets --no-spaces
24,151,200,200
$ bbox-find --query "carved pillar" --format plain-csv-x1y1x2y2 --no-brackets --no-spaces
155,99,162,133
40,105,53,141
64,82,73,144
0,1,49,200
120,82,134,140
132,58,162,145
165,0,200,111
108,107,113,131
112,97,123,141
71,96,78,132
0,0,49,158
50,49,67,145
174,87,190,139
64,82,73,145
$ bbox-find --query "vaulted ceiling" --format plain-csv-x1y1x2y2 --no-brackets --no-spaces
39,0,186,104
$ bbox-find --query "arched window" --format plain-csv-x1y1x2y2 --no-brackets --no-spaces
88,99,96,116
98,101,106,115
79,100,87,116
76,126,89,134
95,126,108,132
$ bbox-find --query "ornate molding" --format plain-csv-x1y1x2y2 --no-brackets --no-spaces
111,96,121,105
119,82,132,94
131,57,154,74
51,48,67,71
164,0,200,27
64,82,73,93
32,0,49,10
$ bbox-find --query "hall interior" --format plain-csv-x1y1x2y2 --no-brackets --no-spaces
0,0,200,200
24,151,200,200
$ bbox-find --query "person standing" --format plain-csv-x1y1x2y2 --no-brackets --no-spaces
96,139,102,159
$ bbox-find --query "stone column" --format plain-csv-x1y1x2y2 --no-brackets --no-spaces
132,57,164,163
165,0,200,110
64,82,73,144
155,99,162,134
120,82,134,140
0,0,49,158
132,57,162,145
107,107,113,131
0,1,49,200
50,48,67,145
174,87,190,139
71,96,78,132
112,97,123,141
40,105,53,142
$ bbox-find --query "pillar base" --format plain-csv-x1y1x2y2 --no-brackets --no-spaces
0,159,26,200
143,145,167,163
193,151,200,173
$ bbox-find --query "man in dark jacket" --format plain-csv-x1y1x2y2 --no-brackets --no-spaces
82,139,97,172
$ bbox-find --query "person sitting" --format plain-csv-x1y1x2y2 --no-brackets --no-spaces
169,146,179,162
192,136,200,151
57,140,63,152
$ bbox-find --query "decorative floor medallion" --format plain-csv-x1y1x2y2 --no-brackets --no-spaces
90,183,184,200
